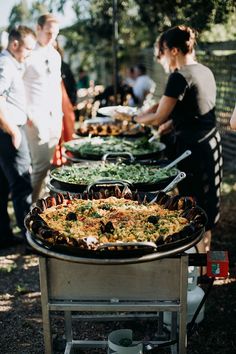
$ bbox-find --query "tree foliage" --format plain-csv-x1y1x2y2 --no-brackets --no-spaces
6,0,236,79
134,0,235,42
61,0,236,73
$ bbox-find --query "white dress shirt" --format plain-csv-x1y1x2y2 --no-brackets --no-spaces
23,43,62,138
0,50,27,126
132,74,156,105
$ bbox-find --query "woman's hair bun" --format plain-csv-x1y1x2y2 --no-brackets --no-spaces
157,25,197,55
179,25,197,52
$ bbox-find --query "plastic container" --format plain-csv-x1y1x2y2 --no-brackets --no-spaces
164,285,205,327
108,329,143,354
164,246,205,327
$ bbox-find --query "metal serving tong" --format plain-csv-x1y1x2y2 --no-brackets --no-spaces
149,171,186,204
163,150,191,170
148,129,160,143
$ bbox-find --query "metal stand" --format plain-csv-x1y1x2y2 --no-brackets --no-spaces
39,255,188,354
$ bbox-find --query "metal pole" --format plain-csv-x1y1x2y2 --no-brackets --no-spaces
112,0,118,104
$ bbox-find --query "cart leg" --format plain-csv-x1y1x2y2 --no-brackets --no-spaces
170,312,178,354
41,306,53,354
157,311,164,336
178,256,188,354
64,341,73,354
65,311,73,343
178,312,187,354
39,258,53,354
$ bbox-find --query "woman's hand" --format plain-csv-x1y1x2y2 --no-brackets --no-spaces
157,119,174,136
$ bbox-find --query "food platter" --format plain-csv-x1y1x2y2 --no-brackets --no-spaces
49,162,179,192
25,188,207,260
63,136,166,161
76,116,148,137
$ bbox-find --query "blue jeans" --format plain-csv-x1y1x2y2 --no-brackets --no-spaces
0,126,32,240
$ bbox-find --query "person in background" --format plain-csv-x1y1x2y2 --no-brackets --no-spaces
77,68,90,89
23,13,62,202
95,75,134,107
129,63,156,107
230,105,236,129
0,26,36,248
55,41,77,107
124,66,136,87
123,25,223,253
52,40,76,166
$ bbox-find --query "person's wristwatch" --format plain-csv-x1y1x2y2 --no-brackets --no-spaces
131,114,137,123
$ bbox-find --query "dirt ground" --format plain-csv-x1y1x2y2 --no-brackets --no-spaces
0,171,236,354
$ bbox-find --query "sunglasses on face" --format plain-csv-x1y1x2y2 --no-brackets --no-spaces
45,59,51,74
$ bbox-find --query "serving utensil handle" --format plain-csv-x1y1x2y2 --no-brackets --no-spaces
164,150,192,170
149,172,186,204
102,152,135,162
148,129,160,143
86,179,133,194
162,171,186,193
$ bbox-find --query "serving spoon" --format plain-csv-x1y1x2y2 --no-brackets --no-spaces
163,150,192,171
149,171,186,204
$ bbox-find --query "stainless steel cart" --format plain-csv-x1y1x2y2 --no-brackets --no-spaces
38,254,188,354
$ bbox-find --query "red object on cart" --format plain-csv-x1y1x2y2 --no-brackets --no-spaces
207,251,229,278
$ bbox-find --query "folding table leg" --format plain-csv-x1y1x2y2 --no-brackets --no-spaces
39,258,53,354
65,311,73,342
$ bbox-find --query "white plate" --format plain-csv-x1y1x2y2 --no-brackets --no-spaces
97,105,138,117
83,117,116,125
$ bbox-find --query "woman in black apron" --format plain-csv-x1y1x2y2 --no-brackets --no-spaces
131,25,223,253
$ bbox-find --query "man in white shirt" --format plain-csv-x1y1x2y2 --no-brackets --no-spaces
130,64,156,107
0,26,36,248
24,13,62,202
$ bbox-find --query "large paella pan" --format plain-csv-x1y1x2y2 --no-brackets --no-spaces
25,186,207,261
63,136,165,161
49,150,191,194
49,161,178,193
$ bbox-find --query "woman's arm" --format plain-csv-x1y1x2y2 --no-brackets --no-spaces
135,95,177,126
141,102,159,114
230,105,236,130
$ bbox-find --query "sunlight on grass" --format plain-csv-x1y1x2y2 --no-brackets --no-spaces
214,277,236,286
0,293,14,312
0,257,17,273
23,255,39,270
22,291,41,299
221,173,236,195
0,300,13,312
